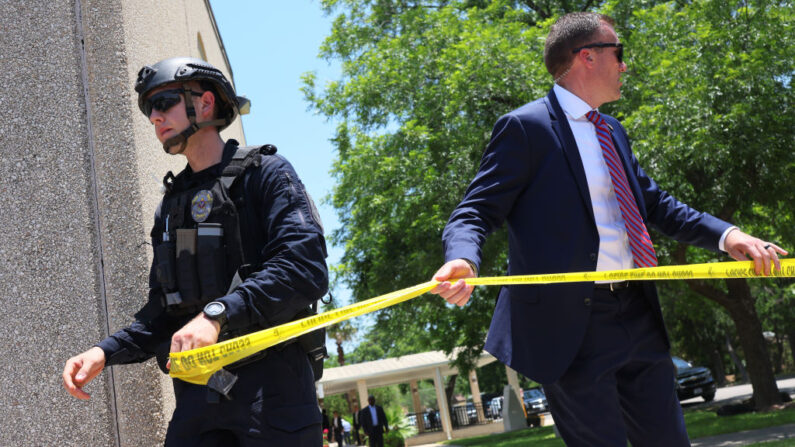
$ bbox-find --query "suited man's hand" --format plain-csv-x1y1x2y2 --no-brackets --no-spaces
724,229,787,276
430,259,476,307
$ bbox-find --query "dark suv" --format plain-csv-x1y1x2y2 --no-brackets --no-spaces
673,356,717,402
523,387,549,426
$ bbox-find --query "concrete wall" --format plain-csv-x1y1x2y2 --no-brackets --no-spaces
0,0,244,445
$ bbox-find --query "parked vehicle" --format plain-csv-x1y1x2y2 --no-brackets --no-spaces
523,387,548,415
488,396,504,419
465,401,478,420
406,409,441,431
523,387,549,427
672,356,717,402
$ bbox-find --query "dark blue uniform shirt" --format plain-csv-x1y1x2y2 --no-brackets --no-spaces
97,140,328,368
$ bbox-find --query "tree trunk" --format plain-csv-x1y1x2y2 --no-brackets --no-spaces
723,279,782,409
337,340,345,366
773,329,784,374
445,374,458,412
788,330,795,370
726,333,748,383
710,345,726,387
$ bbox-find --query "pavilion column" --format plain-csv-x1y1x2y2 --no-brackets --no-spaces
357,379,368,410
349,387,360,413
468,369,486,422
505,365,524,409
349,388,358,406
410,380,424,433
433,367,453,440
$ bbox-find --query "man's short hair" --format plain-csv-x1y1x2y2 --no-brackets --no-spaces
544,12,615,79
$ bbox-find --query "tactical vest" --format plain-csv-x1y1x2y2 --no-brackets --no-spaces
153,145,265,314
150,144,327,379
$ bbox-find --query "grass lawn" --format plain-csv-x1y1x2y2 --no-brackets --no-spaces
684,405,795,439
441,406,795,446
442,425,563,447
745,441,795,447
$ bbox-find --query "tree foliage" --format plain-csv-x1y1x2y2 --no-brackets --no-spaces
304,0,558,370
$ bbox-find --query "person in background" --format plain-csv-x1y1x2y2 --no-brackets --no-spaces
351,403,362,445
332,410,345,446
360,395,389,447
342,417,352,445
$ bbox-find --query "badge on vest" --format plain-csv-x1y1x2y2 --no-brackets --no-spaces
191,190,213,222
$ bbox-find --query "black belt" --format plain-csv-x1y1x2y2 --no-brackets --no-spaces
594,281,632,292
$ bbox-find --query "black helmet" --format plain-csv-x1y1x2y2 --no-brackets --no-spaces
135,57,250,153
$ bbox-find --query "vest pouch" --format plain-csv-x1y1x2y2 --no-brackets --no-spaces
298,327,327,381
176,228,201,304
293,306,328,381
154,240,178,293
197,223,228,300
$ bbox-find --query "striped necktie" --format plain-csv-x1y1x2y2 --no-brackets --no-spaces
586,110,658,268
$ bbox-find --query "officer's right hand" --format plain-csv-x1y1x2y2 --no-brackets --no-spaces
62,347,106,400
429,259,476,307
165,313,220,370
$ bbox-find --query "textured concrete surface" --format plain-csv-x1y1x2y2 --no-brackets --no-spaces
0,0,244,445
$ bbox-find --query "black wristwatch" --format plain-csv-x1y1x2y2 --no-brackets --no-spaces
203,301,228,332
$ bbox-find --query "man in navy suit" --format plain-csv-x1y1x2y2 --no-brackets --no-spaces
431,12,785,446
360,395,389,447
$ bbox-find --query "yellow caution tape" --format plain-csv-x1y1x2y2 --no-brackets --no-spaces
169,259,794,384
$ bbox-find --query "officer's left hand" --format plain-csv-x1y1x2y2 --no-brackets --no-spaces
166,313,220,370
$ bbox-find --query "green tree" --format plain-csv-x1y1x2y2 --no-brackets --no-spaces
613,0,794,408
304,0,555,373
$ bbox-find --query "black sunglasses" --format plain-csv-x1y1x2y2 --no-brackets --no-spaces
143,89,203,117
572,42,624,63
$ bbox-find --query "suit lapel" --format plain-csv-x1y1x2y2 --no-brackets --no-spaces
544,89,596,224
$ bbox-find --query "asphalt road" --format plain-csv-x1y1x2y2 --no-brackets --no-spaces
680,376,795,409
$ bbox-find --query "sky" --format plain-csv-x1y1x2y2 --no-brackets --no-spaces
207,1,358,352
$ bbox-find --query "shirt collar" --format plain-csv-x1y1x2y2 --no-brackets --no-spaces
182,140,239,178
553,83,594,120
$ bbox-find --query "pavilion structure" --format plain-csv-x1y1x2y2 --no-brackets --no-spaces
317,349,525,444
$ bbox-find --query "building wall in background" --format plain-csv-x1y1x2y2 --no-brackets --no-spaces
0,0,244,445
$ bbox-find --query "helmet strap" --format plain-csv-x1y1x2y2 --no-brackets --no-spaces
161,84,227,154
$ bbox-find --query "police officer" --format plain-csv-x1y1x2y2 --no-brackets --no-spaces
62,57,329,446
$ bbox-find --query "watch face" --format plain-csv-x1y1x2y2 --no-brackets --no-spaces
205,301,225,317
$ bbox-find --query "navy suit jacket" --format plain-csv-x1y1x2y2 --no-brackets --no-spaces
443,89,731,384
360,405,388,435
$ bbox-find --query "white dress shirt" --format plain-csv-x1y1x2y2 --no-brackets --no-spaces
369,405,378,425
552,84,732,278
553,84,635,277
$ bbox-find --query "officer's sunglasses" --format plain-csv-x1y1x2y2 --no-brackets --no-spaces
143,89,203,117
572,42,624,63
